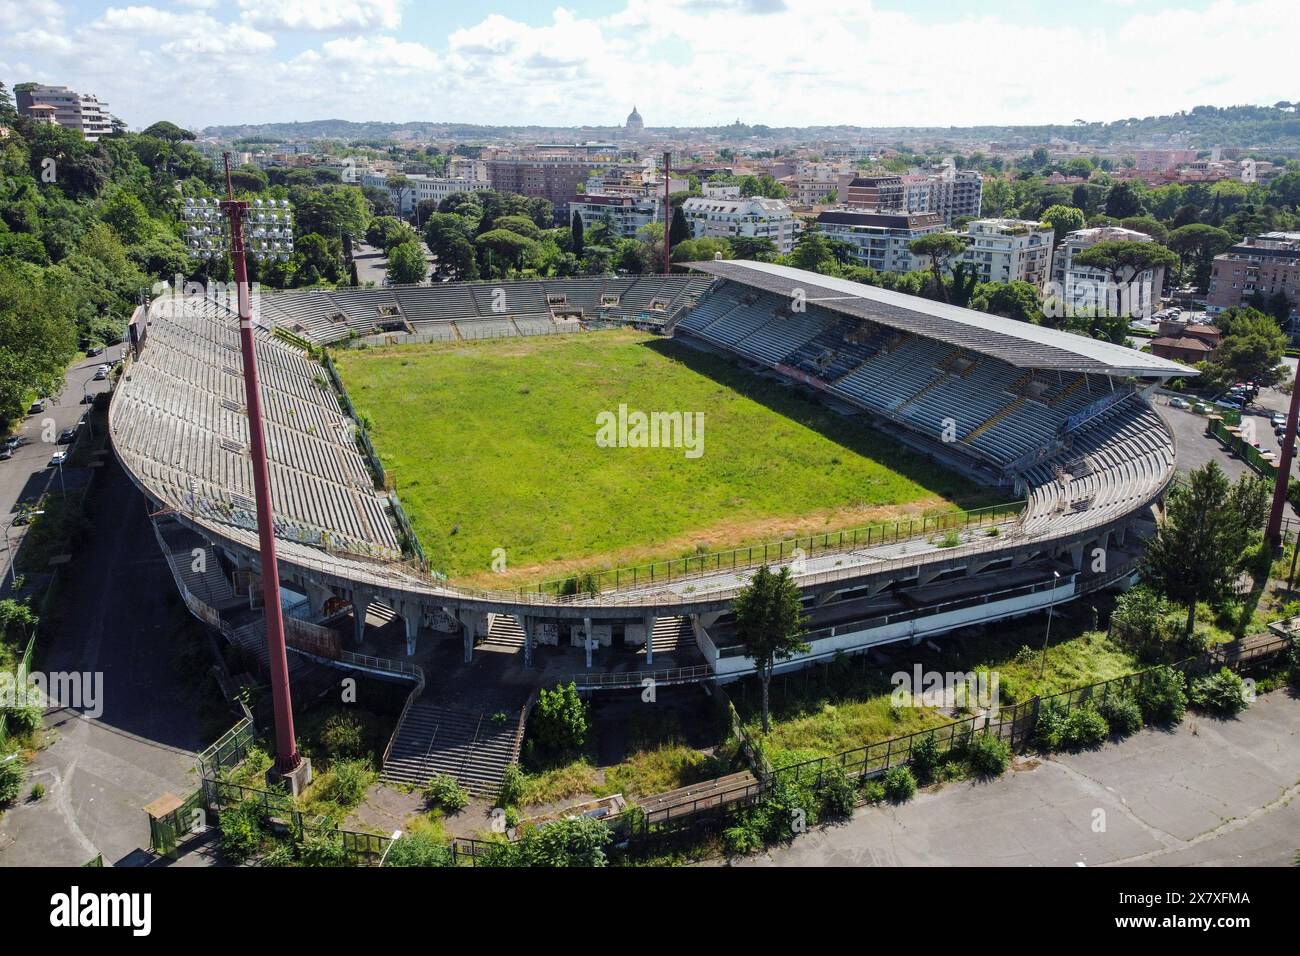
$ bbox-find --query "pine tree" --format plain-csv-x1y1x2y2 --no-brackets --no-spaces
570,210,584,258
733,565,809,733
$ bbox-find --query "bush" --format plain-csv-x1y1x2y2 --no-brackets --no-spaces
497,762,525,808
319,712,366,760
721,823,764,856
0,758,24,805
909,732,942,784
531,682,589,755
815,766,856,819
1061,706,1109,749
1135,665,1187,725
517,816,611,867
2,704,42,737
1189,667,1249,717
28,782,45,801
219,800,266,863
384,830,454,867
860,780,886,804
965,732,1011,777
297,833,351,867
1096,693,1143,737
883,765,916,803
424,773,469,813
321,758,374,809
1032,700,1070,751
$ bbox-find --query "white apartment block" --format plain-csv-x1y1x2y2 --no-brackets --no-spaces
682,195,801,254
15,84,113,141
815,210,945,274
960,219,1055,289
361,170,489,215
927,165,983,224
1053,226,1165,317
568,193,662,239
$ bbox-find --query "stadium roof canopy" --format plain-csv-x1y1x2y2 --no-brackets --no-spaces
683,260,1198,378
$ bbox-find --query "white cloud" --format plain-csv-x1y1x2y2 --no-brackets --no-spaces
238,0,404,33
5,0,1298,131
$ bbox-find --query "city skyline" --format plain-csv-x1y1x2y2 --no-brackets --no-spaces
2,0,1297,131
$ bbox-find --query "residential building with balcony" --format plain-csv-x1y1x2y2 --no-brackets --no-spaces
15,84,113,141
959,218,1055,289
682,195,801,254
1207,232,1300,316
814,209,945,274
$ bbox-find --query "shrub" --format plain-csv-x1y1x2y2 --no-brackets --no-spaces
1096,693,1143,737
860,780,886,803
497,762,525,808
219,800,266,863
297,833,351,867
1062,706,1109,749
1033,700,1070,751
908,732,942,784
0,758,24,805
322,758,374,809
28,782,45,801
1189,667,1249,717
424,773,469,813
883,765,916,803
815,766,856,819
1135,665,1187,725
531,682,589,755
3,704,42,737
965,732,1011,777
721,823,764,856
260,843,297,868
518,816,612,867
319,712,366,760
384,830,454,867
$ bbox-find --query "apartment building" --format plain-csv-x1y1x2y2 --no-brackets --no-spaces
15,84,113,141
845,175,904,211
568,193,662,239
814,209,945,274
1053,226,1165,317
929,166,983,224
959,218,1055,289
1207,232,1300,316
484,144,620,205
361,170,489,216
682,195,801,254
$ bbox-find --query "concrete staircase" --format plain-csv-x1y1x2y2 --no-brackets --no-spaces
651,616,694,657
484,613,526,649
381,701,523,796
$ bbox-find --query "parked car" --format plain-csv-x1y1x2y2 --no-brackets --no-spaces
1169,397,1190,409
0,447,11,461
49,450,67,466
93,369,108,381
57,426,78,444
1215,398,1244,410
2,435,22,449
86,346,104,357
28,399,45,414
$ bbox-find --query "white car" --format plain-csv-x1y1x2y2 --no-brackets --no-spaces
49,450,67,466
1168,397,1190,409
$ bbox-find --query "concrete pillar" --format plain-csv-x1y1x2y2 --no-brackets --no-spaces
584,616,593,669
643,614,657,666
1114,523,1128,547
401,604,420,657
459,610,476,663
522,615,534,669
305,581,333,619
351,590,373,646
1069,543,1086,571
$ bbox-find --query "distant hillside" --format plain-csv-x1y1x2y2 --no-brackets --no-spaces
201,103,1300,148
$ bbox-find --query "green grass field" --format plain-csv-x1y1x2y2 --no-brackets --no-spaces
334,329,993,586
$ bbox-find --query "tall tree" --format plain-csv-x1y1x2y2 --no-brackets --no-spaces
386,240,428,285
669,205,690,246
908,232,966,303
570,210,584,258
1040,204,1085,246
733,565,809,733
1167,223,1234,290
1141,462,1268,636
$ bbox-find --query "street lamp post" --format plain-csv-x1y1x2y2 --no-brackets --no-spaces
183,154,307,788
1039,570,1062,681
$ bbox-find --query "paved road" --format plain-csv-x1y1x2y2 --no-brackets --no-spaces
0,349,125,591
723,689,1300,867
0,458,206,867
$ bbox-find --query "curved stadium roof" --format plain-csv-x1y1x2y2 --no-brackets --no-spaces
683,260,1197,379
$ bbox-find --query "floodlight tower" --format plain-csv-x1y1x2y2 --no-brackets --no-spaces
1267,357,1300,547
182,154,307,788
662,151,672,275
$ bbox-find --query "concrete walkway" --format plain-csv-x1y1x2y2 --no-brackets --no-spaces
723,688,1300,867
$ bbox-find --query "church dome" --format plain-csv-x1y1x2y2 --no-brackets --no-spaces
626,105,644,131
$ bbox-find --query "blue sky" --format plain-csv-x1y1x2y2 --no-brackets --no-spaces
2,1,1296,130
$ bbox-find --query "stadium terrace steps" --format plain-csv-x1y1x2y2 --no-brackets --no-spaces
381,700,523,794
651,616,694,656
